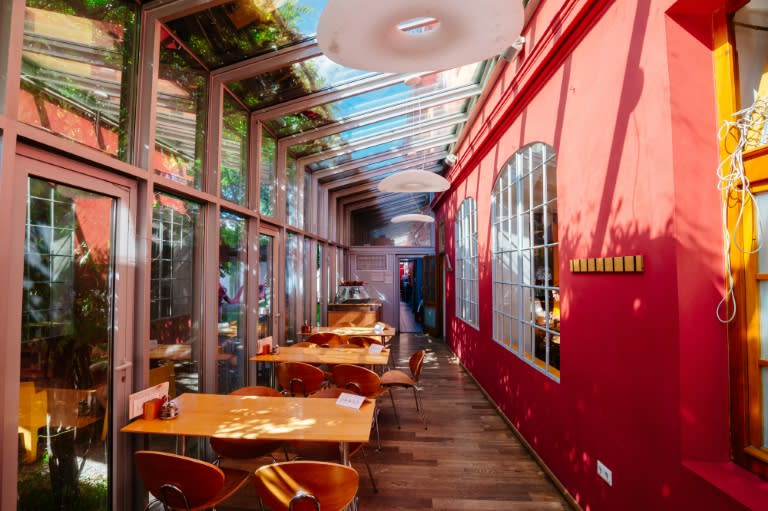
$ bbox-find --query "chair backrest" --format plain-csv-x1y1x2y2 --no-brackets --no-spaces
230,385,283,397
276,362,326,396
149,362,176,398
409,350,426,381
347,336,382,348
331,364,383,398
252,461,359,511
134,450,225,510
306,332,345,347
292,341,319,348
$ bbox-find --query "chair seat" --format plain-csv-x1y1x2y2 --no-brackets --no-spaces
134,450,250,511
380,369,415,387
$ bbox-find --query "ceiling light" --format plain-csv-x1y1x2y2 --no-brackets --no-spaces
317,0,525,73
391,214,435,223
378,169,449,193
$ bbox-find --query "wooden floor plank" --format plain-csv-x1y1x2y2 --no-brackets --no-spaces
219,333,574,510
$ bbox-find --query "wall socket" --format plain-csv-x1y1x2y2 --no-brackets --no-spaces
597,460,613,486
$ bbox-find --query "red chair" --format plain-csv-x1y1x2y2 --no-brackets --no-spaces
134,450,249,511
331,364,389,450
381,349,428,429
210,386,287,464
252,460,359,511
276,362,326,396
290,387,377,492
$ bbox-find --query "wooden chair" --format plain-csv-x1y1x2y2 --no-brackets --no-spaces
381,349,428,429
290,388,377,492
291,341,319,348
210,386,287,464
347,336,382,348
305,332,346,347
276,362,326,396
133,450,249,511
252,460,359,511
331,364,390,450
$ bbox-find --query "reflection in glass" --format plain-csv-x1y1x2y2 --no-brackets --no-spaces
154,27,209,189
19,1,138,159
260,127,277,217
19,178,113,510
286,157,303,228
221,94,248,205
264,64,482,137
258,234,273,341
285,232,301,343
150,192,202,398
163,0,322,69
218,212,247,393
228,55,375,110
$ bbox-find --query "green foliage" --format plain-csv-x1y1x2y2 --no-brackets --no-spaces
18,463,107,511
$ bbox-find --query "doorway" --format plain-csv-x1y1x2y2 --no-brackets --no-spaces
398,257,423,333
16,151,135,510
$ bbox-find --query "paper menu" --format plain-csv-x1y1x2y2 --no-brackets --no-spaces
128,382,169,419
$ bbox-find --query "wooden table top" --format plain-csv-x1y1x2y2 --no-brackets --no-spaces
301,325,397,339
120,392,374,443
250,345,391,366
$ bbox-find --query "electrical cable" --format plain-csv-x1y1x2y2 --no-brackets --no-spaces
716,96,768,322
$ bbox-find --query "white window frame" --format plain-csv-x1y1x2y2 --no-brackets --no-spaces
491,142,559,379
455,197,479,327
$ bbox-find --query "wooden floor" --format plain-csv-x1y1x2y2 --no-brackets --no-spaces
221,332,574,510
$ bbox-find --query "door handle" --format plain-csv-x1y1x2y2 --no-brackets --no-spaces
114,360,133,371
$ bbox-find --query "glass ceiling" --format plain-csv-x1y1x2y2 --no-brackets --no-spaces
21,0,508,225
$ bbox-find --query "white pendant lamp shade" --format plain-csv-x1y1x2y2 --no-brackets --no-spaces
378,170,450,193
317,0,525,74
391,214,435,223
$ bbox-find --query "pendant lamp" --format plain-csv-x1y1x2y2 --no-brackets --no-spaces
317,0,525,73
378,169,449,193
391,213,435,223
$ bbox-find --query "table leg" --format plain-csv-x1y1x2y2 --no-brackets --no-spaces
339,441,349,466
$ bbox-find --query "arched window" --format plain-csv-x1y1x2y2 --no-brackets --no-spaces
455,197,478,326
491,142,559,379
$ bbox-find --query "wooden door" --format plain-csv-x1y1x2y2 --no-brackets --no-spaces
421,255,442,337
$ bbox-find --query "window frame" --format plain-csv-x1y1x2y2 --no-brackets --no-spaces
455,197,479,327
491,142,560,379
717,1,768,479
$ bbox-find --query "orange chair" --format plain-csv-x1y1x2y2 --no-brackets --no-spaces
276,362,326,396
347,336,383,348
331,364,389,450
252,460,359,511
381,349,428,429
210,386,287,464
290,388,377,492
134,450,249,511
306,332,346,347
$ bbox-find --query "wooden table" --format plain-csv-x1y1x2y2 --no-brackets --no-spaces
251,345,391,366
251,345,391,387
121,392,375,464
301,325,397,344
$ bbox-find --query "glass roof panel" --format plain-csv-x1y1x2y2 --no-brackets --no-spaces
162,0,326,69
263,61,485,136
227,54,376,109
286,98,469,159
306,125,457,172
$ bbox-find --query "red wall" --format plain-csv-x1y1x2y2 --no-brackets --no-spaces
436,1,768,509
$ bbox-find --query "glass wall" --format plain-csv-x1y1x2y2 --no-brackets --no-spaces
259,127,277,217
150,192,202,396
285,231,301,343
19,1,138,159
218,211,247,393
19,178,113,510
153,29,209,189
220,94,248,205
286,156,303,228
